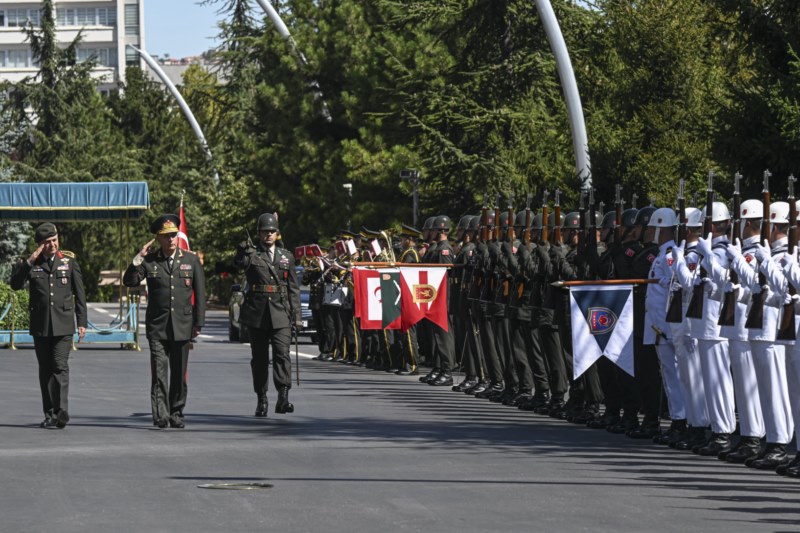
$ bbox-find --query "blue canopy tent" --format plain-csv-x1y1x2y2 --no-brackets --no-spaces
0,182,150,349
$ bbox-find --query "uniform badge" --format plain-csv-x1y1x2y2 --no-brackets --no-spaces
667,258,674,266
32,267,44,272
185,279,191,287
588,307,617,335
625,248,635,257
61,277,68,285
688,263,697,271
57,265,69,270
441,250,450,256
180,264,192,270
745,254,753,263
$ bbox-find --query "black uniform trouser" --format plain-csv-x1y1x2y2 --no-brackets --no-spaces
557,317,604,405
537,308,569,400
399,326,420,370
320,305,338,355
494,312,518,389
453,307,474,375
509,316,535,393
528,310,551,394
311,308,324,352
149,337,190,422
467,300,486,380
431,318,456,374
477,302,504,383
33,335,72,416
598,358,639,418
341,307,360,362
635,337,662,422
248,325,292,394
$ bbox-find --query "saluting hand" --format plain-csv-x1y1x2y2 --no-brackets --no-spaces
27,242,45,265
139,239,155,257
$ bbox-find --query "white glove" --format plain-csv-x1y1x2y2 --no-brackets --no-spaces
696,233,713,258
693,276,710,287
754,240,771,263
723,281,740,293
781,252,798,268
670,281,682,292
672,241,685,265
726,239,743,261
783,293,800,306
658,276,673,289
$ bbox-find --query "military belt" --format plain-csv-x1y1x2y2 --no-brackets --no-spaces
251,284,285,293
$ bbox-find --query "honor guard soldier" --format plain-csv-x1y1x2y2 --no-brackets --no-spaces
123,214,206,429
427,215,457,386
233,213,302,416
10,223,87,429
451,216,480,390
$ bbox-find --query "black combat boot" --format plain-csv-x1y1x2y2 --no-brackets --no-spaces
748,443,789,470
275,387,294,414
697,433,734,456
255,396,269,417
722,436,761,463
777,453,800,476
430,373,454,386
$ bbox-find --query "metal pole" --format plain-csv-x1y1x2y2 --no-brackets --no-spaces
533,0,591,190
129,45,220,186
412,181,419,227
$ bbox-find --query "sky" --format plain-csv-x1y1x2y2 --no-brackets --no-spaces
144,0,224,58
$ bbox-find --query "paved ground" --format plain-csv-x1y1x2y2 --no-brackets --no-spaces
0,306,798,532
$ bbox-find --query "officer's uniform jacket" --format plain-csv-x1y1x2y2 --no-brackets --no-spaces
670,241,698,339
468,241,489,302
233,243,300,330
123,248,206,341
689,235,729,340
10,251,88,337
726,235,765,341
644,240,675,345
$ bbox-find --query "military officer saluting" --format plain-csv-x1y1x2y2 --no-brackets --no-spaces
123,214,206,429
10,223,87,429
234,213,302,416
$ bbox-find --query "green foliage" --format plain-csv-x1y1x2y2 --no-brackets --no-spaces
0,282,30,330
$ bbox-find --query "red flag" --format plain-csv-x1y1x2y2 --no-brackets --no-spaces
399,267,449,332
178,199,190,251
353,267,383,329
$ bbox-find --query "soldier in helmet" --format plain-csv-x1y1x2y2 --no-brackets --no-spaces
451,215,480,390
123,214,206,429
10,222,88,429
233,212,302,416
425,215,457,386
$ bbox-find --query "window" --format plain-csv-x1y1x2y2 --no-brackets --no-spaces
0,11,5,27
125,46,138,66
8,50,30,68
76,8,89,25
125,4,139,35
0,51,6,68
28,9,39,26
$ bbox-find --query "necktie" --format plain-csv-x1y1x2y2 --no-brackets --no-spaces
167,257,173,272
266,248,273,264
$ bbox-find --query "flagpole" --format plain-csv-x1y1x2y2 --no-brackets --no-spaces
552,279,656,287
352,262,453,269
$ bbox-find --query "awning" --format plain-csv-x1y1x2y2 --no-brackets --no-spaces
0,182,150,221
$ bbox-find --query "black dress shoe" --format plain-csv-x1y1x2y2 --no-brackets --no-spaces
748,443,789,470
420,369,439,383
40,415,57,428
475,382,503,399
535,399,563,415
169,417,185,429
520,392,551,412
627,421,661,439
571,404,601,425
510,392,532,407
697,433,734,456
465,381,488,395
452,376,478,392
607,417,639,434
674,427,708,450
655,419,687,445
494,388,517,404
55,410,70,429
776,453,800,476
587,413,620,429
722,436,761,463
430,374,454,386
154,418,168,429
275,387,294,414
255,397,269,417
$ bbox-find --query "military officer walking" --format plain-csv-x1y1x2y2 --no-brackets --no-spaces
123,214,206,429
10,223,87,429
234,213,302,416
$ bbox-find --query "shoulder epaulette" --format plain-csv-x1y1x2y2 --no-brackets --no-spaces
60,250,76,259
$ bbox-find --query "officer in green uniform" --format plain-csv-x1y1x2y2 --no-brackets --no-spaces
10,223,87,429
123,214,206,429
234,213,301,416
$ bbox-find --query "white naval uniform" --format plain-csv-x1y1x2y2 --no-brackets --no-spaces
694,235,736,435
670,242,710,428
724,235,766,439
733,237,792,444
644,240,685,421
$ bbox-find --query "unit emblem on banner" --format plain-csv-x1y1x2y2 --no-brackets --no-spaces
588,307,617,335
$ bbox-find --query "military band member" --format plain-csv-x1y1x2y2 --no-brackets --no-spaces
233,213,301,416
123,214,206,429
10,223,87,429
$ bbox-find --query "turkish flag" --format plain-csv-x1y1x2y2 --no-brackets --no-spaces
353,268,382,329
399,267,449,332
178,200,190,251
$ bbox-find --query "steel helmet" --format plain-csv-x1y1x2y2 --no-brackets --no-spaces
257,212,279,232
483,210,496,229
532,213,544,230
422,217,435,231
547,212,565,228
621,208,639,228
456,215,472,231
467,215,481,231
600,211,617,229
702,202,730,223
649,207,678,228
514,211,527,228
433,215,452,233
564,211,581,230
634,206,656,227
740,199,763,219
770,202,790,224
685,207,703,228
498,212,510,228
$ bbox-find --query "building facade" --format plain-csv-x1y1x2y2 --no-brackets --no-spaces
0,0,144,91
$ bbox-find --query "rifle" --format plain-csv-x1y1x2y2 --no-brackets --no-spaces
778,174,797,340
599,201,605,219
686,171,715,319
554,188,562,244
586,188,598,279
745,170,772,329
578,189,587,256
666,178,686,323
480,194,490,244
493,194,501,242
541,189,550,244
718,172,741,326
631,193,638,210
691,192,698,208
506,194,516,243
614,185,625,242
523,194,533,245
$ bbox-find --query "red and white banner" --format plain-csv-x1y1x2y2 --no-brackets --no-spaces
399,267,449,332
353,268,382,329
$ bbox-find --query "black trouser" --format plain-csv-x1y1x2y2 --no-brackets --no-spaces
320,305,338,355
341,307,360,362
453,308,473,375
477,301,503,383
494,310,519,390
311,308,324,352
399,326,420,371
557,315,604,405
635,336,662,422
431,318,456,374
509,315,535,393
248,325,292,394
537,308,568,400
149,338,190,422
468,300,487,380
598,357,639,418
33,335,72,417
528,309,551,395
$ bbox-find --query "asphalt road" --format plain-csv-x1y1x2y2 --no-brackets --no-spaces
0,306,798,532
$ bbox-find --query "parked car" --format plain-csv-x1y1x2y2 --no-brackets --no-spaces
228,267,316,342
